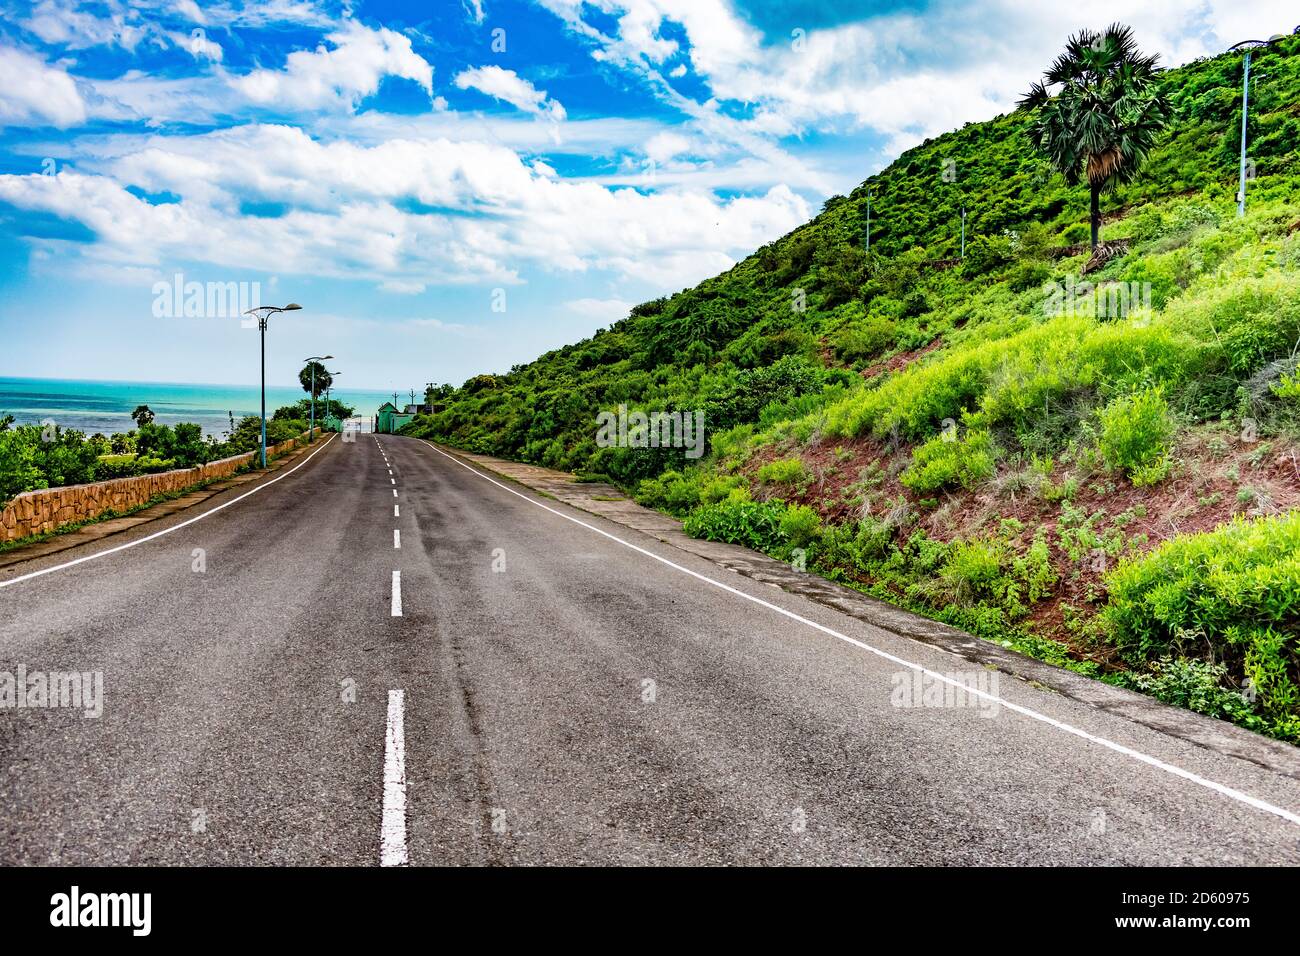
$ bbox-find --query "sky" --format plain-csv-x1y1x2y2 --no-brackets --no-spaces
0,1,1296,392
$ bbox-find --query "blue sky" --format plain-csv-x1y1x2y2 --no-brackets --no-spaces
0,0,1294,392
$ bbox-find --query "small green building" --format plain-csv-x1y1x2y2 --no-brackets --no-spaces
376,401,415,434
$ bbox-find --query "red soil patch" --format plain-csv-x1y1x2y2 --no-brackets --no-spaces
740,423,1300,658
863,336,944,379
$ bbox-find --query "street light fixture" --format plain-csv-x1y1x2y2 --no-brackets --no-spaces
303,354,333,443
243,303,302,468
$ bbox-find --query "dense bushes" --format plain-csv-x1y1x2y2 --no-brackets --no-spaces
1103,512,1300,740
0,404,324,508
683,499,790,554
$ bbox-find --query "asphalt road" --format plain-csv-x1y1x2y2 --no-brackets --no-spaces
2,433,1298,865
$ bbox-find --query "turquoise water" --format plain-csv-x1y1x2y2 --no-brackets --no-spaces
0,377,399,438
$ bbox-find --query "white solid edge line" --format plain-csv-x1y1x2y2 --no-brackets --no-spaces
391,569,402,617
421,440,1300,829
381,689,409,866
1,434,337,589
393,529,401,549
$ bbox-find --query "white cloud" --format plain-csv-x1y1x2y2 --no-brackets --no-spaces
541,0,1300,153
0,126,809,291
644,130,691,163
234,20,434,111
166,29,224,61
21,0,150,50
453,65,566,121
0,47,87,128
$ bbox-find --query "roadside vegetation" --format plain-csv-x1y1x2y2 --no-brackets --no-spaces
404,28,1300,742
0,397,353,508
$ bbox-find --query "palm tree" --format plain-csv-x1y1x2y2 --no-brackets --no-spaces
299,361,332,398
1018,24,1168,252
130,404,154,428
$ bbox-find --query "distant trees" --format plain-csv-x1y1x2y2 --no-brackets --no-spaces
0,400,327,508
1018,23,1168,250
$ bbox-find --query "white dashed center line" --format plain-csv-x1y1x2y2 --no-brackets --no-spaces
393,529,401,549
381,689,409,866
391,570,402,616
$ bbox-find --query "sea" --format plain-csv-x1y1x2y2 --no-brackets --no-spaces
0,377,400,438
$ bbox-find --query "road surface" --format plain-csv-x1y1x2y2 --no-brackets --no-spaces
1,433,1298,865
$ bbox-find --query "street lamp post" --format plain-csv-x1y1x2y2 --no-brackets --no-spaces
1230,35,1287,218
864,185,872,254
304,354,333,443
243,303,302,468
327,371,341,431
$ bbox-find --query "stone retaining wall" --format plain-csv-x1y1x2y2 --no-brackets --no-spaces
0,429,320,543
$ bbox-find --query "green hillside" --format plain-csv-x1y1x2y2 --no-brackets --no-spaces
407,31,1300,741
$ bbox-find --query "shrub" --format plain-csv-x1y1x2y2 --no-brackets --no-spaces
1097,388,1174,485
779,504,823,551
900,429,996,492
683,499,787,553
634,470,702,516
701,475,744,504
756,457,806,485
0,425,43,506
94,454,139,479
833,315,897,363
1102,512,1300,733
815,517,895,573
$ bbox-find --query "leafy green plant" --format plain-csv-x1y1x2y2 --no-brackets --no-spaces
1106,657,1265,733
900,429,996,492
778,504,823,552
683,499,788,553
756,457,807,485
1097,388,1174,484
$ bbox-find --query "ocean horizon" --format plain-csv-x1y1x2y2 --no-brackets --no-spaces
0,376,405,438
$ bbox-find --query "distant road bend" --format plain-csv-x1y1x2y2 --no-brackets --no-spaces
1,433,1298,865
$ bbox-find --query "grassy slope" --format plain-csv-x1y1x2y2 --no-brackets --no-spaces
408,35,1300,741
